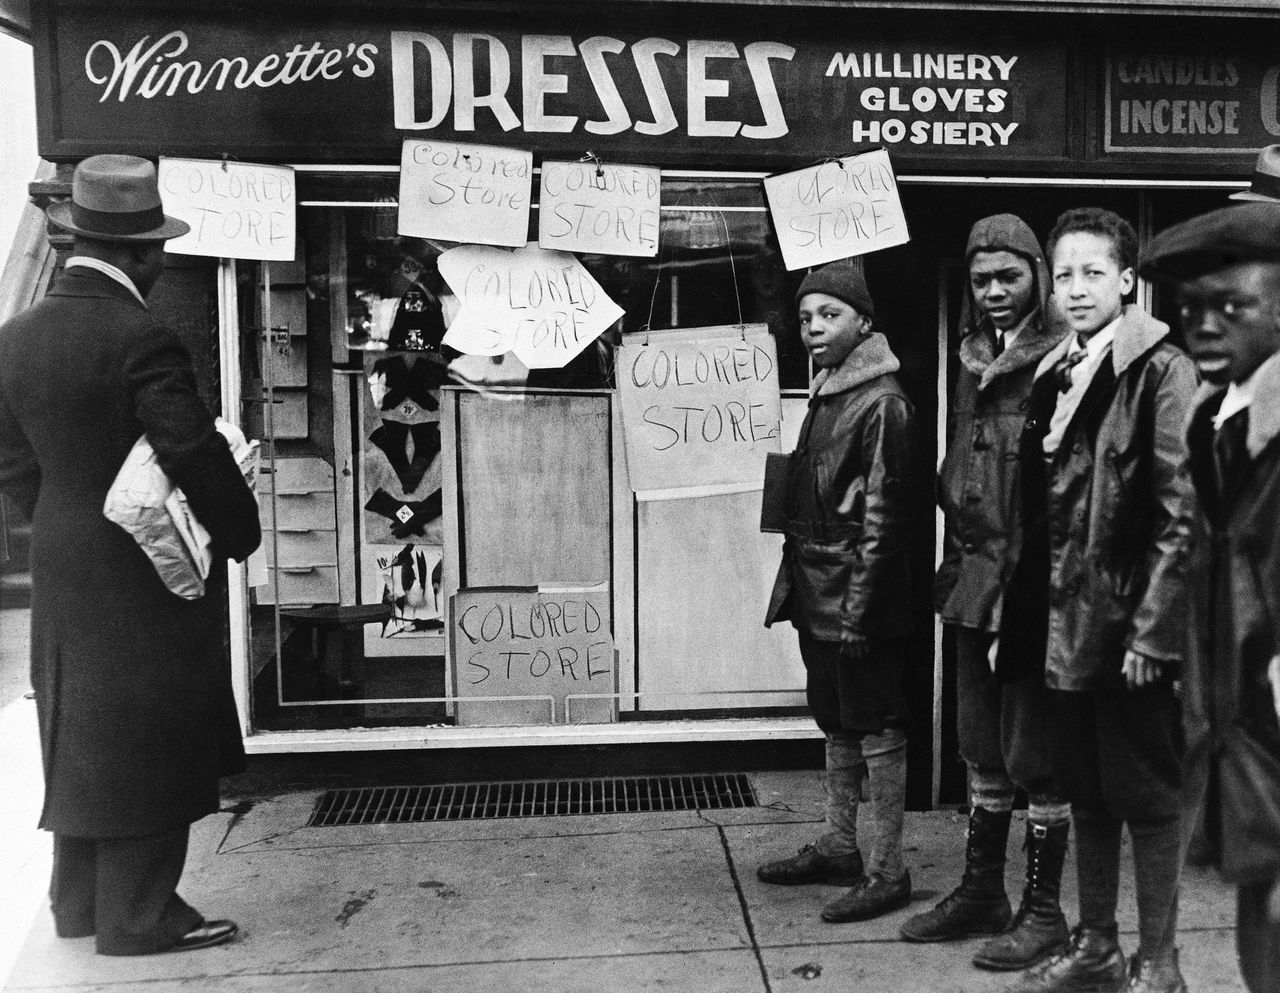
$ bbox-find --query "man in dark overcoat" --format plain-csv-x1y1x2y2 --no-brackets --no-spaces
1140,202,1280,993
0,155,260,955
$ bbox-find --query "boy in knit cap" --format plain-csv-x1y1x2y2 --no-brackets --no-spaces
1141,201,1280,993
759,258,916,924
901,215,1073,971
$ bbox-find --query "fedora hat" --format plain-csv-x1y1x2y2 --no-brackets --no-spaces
46,154,190,242
1230,144,1280,202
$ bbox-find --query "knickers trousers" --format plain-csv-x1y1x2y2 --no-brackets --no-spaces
51,825,202,956
954,625,1056,800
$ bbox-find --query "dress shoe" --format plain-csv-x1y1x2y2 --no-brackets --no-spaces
171,919,238,952
757,844,864,886
822,869,912,923
1005,925,1126,993
1125,947,1187,993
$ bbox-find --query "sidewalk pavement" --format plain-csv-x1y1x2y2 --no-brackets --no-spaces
1,769,1245,993
0,607,1245,993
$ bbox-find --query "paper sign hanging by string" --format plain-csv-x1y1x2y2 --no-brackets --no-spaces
763,149,910,271
158,158,296,261
538,159,660,257
438,244,624,369
398,139,532,247
616,324,783,499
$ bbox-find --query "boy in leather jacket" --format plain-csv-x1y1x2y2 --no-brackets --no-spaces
1141,202,1280,993
1004,209,1197,993
759,259,916,925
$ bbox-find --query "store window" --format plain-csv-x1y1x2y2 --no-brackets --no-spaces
242,173,811,734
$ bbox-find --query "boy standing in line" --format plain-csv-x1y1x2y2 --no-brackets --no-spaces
1141,203,1280,993
901,215,1072,972
758,259,916,925
1003,208,1197,993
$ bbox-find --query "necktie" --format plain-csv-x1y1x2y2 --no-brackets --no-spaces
1054,347,1087,393
1214,409,1249,492
992,330,1004,359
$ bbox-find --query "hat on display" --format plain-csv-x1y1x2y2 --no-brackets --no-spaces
796,258,875,319
46,154,191,242
1230,145,1280,202
1139,202,1280,281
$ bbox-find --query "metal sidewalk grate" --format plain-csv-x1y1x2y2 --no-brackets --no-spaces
307,773,758,826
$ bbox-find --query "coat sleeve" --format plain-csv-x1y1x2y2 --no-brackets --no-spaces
1126,353,1198,664
123,325,262,563
841,393,913,636
0,389,40,521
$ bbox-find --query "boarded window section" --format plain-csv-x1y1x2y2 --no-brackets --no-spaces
307,773,757,826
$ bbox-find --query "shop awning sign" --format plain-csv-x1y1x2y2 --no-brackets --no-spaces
617,324,782,500
763,149,910,271
157,158,296,262
398,139,532,247
437,244,624,369
538,160,660,257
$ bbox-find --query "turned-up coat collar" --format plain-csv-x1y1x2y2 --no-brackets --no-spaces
1190,351,1280,461
811,331,900,398
1034,304,1172,382
961,308,1069,391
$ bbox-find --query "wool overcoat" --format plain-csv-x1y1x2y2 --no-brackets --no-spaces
0,267,261,838
1182,357,1280,884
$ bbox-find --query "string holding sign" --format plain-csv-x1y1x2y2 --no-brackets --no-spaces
762,148,910,271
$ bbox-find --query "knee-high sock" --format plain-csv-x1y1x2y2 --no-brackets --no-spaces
1130,816,1181,955
816,732,864,858
862,728,908,879
1074,806,1123,930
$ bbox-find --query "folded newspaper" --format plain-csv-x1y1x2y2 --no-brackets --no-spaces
103,419,260,600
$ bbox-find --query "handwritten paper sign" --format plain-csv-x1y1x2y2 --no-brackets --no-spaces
763,149,910,271
438,244,624,369
398,139,532,246
538,160,660,257
617,324,782,499
158,158,295,261
450,584,616,726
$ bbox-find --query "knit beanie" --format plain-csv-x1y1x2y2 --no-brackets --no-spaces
795,258,875,320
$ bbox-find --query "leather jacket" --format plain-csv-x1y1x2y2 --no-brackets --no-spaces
935,310,1067,632
765,332,914,641
998,306,1197,690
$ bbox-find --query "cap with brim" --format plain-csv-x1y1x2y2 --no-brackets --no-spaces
1230,144,1280,202
46,154,190,242
1139,202,1280,281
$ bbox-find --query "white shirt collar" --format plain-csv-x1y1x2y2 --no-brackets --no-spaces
65,256,147,307
1214,351,1280,429
1075,313,1120,360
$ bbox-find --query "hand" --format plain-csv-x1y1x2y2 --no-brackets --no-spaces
840,629,870,661
987,636,1000,674
1122,650,1163,690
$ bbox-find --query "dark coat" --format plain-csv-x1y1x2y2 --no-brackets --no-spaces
1183,359,1280,884
935,313,1068,632
0,267,260,839
765,332,913,641
998,306,1197,690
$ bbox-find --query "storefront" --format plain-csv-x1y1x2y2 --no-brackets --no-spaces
21,0,1276,805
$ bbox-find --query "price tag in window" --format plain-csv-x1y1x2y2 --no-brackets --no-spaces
395,505,415,525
